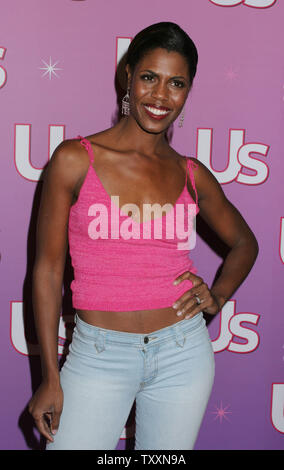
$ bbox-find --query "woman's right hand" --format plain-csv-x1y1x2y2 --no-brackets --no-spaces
28,380,63,443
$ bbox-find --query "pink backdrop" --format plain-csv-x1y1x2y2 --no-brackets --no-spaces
1,0,283,450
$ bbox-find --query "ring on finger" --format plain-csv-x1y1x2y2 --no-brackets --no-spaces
195,295,202,305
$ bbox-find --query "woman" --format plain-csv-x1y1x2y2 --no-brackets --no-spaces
28,22,258,450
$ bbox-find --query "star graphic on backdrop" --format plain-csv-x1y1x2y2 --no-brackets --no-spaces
39,57,62,80
225,65,238,80
211,401,232,423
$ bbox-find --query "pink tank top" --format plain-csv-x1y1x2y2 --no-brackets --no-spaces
68,135,200,311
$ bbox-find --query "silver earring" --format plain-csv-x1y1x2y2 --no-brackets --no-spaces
121,87,130,116
178,107,185,128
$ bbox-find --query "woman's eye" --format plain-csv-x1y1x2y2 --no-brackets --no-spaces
141,74,155,81
172,80,185,88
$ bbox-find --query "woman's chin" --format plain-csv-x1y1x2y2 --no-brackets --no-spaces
134,115,172,135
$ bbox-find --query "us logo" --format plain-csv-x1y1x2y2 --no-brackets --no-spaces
209,0,276,8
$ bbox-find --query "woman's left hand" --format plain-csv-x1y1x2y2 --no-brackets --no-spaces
172,271,221,319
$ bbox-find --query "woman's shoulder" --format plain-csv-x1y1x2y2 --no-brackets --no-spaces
52,137,91,169
45,137,93,194
184,156,226,204
183,155,210,176
186,156,199,169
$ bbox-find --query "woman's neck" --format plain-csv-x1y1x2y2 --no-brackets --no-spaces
112,116,169,157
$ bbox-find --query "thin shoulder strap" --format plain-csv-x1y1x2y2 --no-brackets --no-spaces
186,158,199,206
77,135,95,164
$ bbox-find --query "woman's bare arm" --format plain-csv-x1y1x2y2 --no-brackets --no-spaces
29,138,84,440
194,158,259,310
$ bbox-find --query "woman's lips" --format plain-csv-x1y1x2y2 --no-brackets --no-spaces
143,104,171,120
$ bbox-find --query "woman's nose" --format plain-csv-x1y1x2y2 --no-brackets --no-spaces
151,81,168,101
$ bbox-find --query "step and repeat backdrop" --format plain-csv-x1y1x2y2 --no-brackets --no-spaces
1,0,283,450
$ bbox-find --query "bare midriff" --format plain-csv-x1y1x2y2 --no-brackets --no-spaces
76,305,187,334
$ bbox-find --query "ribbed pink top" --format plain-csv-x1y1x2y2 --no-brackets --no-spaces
68,135,200,311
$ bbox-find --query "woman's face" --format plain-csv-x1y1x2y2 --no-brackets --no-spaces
126,47,191,134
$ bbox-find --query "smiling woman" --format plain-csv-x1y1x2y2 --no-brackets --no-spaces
28,22,258,451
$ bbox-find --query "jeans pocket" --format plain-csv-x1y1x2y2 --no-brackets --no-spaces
72,326,107,357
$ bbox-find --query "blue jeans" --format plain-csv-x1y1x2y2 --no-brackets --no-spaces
46,311,215,450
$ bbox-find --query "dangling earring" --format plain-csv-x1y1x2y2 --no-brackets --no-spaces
121,86,130,116
178,107,185,128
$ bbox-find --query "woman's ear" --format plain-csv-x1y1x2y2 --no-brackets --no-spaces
125,64,132,87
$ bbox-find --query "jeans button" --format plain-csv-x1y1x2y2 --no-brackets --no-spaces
144,336,149,344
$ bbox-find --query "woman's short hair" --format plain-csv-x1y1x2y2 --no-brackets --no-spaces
125,22,198,89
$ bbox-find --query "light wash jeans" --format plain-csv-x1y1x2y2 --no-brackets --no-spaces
46,311,215,450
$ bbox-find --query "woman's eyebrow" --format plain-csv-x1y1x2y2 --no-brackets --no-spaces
140,69,158,76
140,69,188,81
